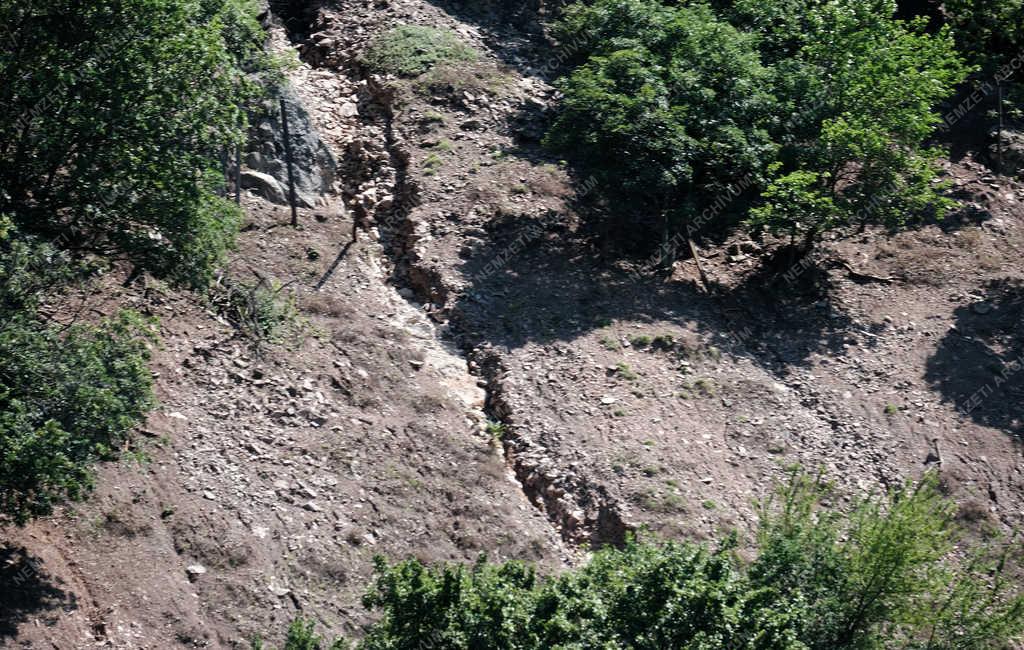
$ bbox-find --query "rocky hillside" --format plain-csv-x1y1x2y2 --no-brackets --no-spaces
2,0,1023,647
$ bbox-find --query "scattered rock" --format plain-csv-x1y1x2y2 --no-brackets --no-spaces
185,565,206,582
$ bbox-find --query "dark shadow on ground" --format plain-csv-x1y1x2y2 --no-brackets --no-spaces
411,0,890,373
448,211,878,378
925,278,1024,439
931,81,1002,167
709,249,885,373
0,544,77,640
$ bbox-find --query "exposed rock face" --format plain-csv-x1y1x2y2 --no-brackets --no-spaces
245,84,336,208
990,128,1024,178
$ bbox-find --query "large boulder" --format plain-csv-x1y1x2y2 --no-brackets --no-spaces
239,170,286,204
245,84,335,208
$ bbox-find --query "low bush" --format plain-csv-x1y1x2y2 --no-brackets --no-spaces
361,25,478,77
208,275,302,346
0,311,156,524
546,0,969,255
266,470,1024,648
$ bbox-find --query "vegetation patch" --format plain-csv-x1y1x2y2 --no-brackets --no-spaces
417,61,510,101
266,471,1024,648
209,276,304,347
629,334,653,348
0,310,156,524
422,153,444,175
547,0,970,254
613,362,637,381
361,25,477,77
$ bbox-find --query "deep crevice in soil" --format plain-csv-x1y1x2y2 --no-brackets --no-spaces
291,10,632,547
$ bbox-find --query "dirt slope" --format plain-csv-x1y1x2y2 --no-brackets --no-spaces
290,0,1024,545
1,196,567,648
3,0,1024,647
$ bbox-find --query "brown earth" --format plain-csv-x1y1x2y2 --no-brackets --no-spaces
3,0,1024,647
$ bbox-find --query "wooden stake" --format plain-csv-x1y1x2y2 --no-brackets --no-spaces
687,238,709,293
280,98,298,227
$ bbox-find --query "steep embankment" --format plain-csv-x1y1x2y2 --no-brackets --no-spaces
289,0,1024,548
3,0,1024,647
0,15,572,642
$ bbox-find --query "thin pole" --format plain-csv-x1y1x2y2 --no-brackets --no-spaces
997,81,1004,176
221,146,229,198
280,98,298,227
234,144,241,205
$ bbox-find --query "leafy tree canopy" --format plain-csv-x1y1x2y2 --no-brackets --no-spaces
0,0,272,523
0,0,270,288
547,0,969,253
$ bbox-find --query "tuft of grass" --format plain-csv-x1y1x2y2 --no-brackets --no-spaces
422,110,445,124
435,139,453,152
485,421,507,441
615,362,638,381
599,335,620,351
629,334,653,348
361,25,477,77
652,333,675,349
422,153,443,175
638,491,686,513
693,378,716,396
884,403,900,415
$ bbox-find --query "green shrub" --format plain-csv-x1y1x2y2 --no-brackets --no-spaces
361,25,477,77
0,206,159,526
629,334,653,347
272,470,1023,648
943,0,1024,71
251,618,348,650
0,311,156,524
209,276,302,345
546,1,775,243
615,362,638,381
0,0,273,524
746,0,967,249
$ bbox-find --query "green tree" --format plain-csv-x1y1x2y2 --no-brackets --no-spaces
546,0,777,247
0,0,271,524
0,311,156,524
0,0,269,288
748,0,968,250
547,0,968,257
943,0,1024,71
0,216,156,523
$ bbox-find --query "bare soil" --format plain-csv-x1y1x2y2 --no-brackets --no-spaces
3,0,1023,647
